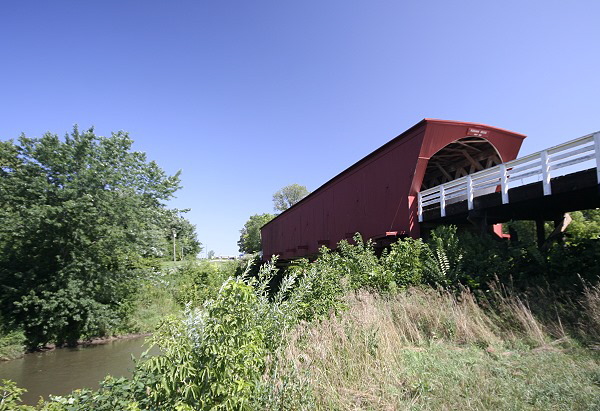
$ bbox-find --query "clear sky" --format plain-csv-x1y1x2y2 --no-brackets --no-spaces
1,1,599,256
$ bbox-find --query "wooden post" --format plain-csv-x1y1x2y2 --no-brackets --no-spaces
535,219,545,249
553,217,564,246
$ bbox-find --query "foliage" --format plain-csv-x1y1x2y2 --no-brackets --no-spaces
380,237,427,289
0,326,25,361
453,223,600,291
452,231,514,288
0,127,181,347
0,379,34,411
317,234,426,292
334,235,385,290
127,260,298,409
123,278,180,335
6,220,600,409
32,279,269,411
123,260,237,334
140,280,267,410
162,210,202,261
272,184,310,212
423,225,464,286
237,213,274,253
32,255,348,410
284,252,347,323
169,260,233,307
564,210,600,242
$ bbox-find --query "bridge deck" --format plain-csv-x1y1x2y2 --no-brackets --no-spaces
421,168,600,224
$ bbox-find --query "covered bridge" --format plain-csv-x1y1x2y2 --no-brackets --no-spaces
261,119,526,261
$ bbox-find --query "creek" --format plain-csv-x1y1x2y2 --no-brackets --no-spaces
0,336,156,405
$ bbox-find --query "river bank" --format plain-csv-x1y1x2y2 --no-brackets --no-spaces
0,330,152,361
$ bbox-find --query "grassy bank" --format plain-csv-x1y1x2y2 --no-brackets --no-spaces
270,289,600,410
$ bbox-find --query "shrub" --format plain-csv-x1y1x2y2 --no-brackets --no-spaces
139,279,266,410
380,237,426,288
170,260,230,306
0,379,34,411
287,251,347,322
335,234,385,290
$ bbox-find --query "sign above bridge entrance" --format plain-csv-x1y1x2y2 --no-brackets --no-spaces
466,128,490,137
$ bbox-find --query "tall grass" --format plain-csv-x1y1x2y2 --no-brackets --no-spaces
269,288,600,410
581,282,600,344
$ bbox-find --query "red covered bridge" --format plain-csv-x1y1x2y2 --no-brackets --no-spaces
261,119,528,260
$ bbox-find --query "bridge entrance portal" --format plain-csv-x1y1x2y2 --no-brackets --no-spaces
420,137,502,190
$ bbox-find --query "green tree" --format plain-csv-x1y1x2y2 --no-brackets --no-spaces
565,210,600,242
238,213,274,254
272,183,310,212
0,127,181,347
163,210,202,261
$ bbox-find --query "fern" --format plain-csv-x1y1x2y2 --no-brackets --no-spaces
424,226,464,286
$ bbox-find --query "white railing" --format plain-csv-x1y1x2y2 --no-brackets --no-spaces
418,131,600,222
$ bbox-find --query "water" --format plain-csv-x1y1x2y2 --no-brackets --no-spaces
0,336,156,405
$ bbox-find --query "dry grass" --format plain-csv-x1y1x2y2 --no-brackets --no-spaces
581,282,600,345
267,288,600,410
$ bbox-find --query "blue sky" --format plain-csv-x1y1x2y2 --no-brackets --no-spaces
1,1,599,256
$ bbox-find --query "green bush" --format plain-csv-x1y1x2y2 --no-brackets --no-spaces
139,279,266,410
380,237,426,288
286,251,347,323
336,234,385,290
14,278,126,347
169,260,231,306
0,379,34,411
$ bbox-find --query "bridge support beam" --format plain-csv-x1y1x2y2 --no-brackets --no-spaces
467,210,488,236
535,219,546,249
553,216,565,246
540,213,573,251
467,210,505,238
534,213,573,250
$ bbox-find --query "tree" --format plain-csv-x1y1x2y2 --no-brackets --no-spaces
564,210,600,242
0,127,181,347
272,183,310,212
238,213,275,253
163,210,202,261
